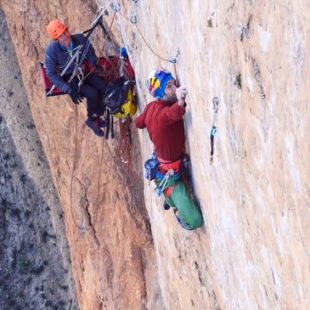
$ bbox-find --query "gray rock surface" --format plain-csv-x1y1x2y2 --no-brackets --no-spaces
0,10,78,309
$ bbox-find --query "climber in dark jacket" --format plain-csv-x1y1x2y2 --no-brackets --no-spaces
135,70,203,230
45,19,107,137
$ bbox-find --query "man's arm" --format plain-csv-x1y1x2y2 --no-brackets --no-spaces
135,103,154,129
160,85,187,123
135,111,147,129
176,85,187,107
45,43,71,93
161,103,186,124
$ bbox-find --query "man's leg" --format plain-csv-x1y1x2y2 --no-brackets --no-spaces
166,181,203,230
76,82,105,137
79,82,100,118
83,73,107,116
155,175,204,230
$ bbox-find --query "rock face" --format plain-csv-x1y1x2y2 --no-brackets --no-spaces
1,0,310,309
0,10,77,309
0,116,76,309
1,1,158,309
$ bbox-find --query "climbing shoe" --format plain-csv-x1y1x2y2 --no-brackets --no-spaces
96,116,107,128
85,118,104,137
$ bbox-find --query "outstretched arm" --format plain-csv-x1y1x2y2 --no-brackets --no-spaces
176,85,187,107
160,85,187,124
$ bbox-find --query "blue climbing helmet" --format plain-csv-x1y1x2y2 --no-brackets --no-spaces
147,70,175,99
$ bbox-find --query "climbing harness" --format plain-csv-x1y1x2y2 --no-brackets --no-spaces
144,155,184,197
210,96,219,164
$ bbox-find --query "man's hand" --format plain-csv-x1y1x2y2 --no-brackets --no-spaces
176,85,187,106
69,88,83,104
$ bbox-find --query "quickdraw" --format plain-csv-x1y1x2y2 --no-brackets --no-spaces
210,96,219,164
155,169,175,197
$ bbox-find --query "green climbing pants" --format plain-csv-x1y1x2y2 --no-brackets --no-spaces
155,175,204,230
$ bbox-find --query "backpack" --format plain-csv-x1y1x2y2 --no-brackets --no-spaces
103,76,137,120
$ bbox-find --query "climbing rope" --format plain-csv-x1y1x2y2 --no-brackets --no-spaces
93,136,105,227
69,105,87,232
117,10,179,64
68,103,107,238
210,97,219,164
109,1,180,78
113,4,137,60
68,8,115,235
109,0,187,168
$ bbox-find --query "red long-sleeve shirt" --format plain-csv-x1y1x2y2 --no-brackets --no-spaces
135,100,186,161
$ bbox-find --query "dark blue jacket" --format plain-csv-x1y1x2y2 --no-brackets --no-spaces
44,33,98,93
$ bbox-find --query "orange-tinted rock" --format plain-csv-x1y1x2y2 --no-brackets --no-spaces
2,0,310,309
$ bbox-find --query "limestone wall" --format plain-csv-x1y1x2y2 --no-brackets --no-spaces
1,0,309,309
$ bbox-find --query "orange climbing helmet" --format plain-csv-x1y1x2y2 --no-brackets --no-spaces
47,19,67,40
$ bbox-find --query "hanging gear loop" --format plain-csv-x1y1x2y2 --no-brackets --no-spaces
210,96,219,164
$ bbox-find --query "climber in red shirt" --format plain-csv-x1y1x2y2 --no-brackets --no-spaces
135,70,203,230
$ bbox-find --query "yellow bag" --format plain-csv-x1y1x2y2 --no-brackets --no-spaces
114,86,137,120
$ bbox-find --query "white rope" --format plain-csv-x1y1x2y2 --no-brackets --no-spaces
105,0,139,62
115,10,138,61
